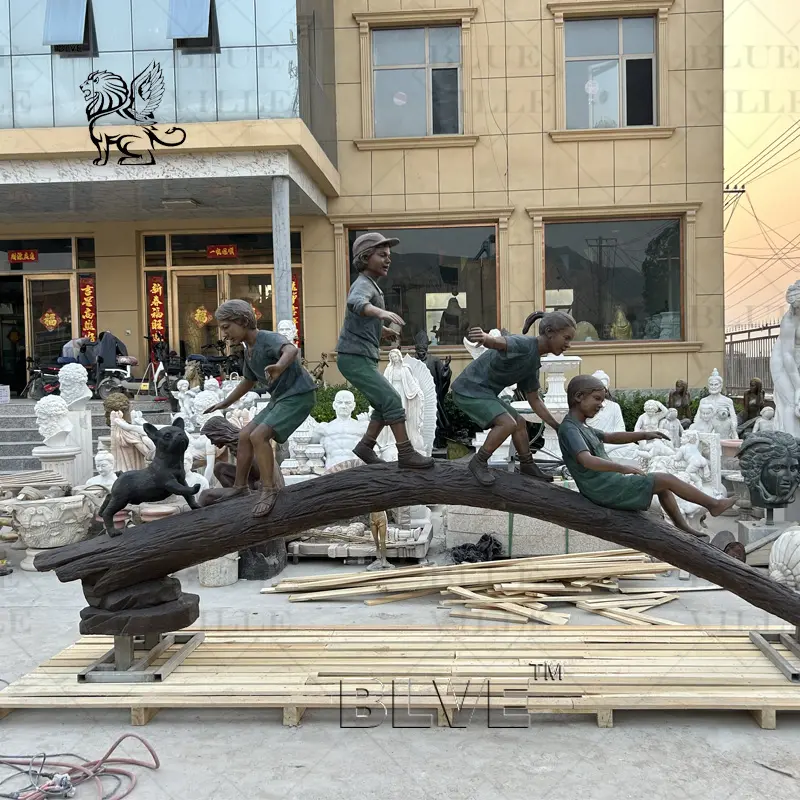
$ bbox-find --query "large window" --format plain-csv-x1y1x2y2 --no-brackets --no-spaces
347,226,497,348
565,16,656,130
372,26,461,138
544,218,681,342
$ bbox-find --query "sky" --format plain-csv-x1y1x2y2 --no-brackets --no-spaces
724,0,800,328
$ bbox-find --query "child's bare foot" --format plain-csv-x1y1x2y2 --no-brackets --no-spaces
197,485,250,507
676,521,706,538
709,496,737,517
253,488,278,517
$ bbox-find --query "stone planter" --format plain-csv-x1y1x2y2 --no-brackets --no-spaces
199,553,240,587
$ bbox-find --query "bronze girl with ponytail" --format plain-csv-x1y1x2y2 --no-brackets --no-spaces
450,310,577,486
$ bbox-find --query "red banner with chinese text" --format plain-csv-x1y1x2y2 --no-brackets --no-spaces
147,275,167,342
291,269,303,344
7,249,38,264
78,275,97,341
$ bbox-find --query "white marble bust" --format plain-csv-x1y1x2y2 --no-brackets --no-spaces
35,395,73,447
310,390,368,468
58,362,92,409
278,318,298,343
85,450,118,492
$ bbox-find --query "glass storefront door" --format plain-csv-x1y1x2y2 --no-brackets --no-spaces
24,276,75,364
0,277,26,396
172,269,276,358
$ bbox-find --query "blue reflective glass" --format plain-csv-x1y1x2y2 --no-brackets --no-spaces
0,57,12,126
216,0,256,47
132,0,171,51
175,50,217,121
255,0,296,46
43,0,88,46
257,44,297,118
133,51,177,123
11,54,54,126
10,0,49,56
52,51,91,125
0,0,10,57
217,46,258,120
167,0,211,40
93,0,133,52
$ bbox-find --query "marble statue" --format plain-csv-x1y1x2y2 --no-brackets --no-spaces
184,360,203,390
414,330,451,447
309,390,369,469
277,319,298,344
634,399,669,435
659,408,684,448
84,450,118,493
690,404,715,434
103,391,131,426
696,368,736,424
753,407,776,435
672,431,712,489
586,370,639,460
738,431,800,510
770,279,800,438
464,328,516,398
58,362,92,409
35,395,73,448
172,379,198,430
376,350,437,459
109,409,155,472
668,379,692,426
712,406,739,441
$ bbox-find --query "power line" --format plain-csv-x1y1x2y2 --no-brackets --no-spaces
726,120,800,186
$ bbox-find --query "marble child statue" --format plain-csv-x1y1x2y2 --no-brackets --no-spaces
659,408,684,448
309,390,368,468
753,407,776,435
712,406,739,440
689,404,715,434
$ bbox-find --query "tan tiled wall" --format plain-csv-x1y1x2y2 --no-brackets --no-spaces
330,0,724,389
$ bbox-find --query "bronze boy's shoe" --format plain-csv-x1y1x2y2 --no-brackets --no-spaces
396,440,435,469
353,440,382,465
468,449,495,486
517,457,554,482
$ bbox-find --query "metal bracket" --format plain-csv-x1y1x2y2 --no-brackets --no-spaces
77,632,204,684
749,627,800,683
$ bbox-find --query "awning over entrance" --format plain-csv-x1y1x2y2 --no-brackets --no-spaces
0,150,327,223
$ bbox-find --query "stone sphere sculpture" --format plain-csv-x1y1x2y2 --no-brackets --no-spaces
737,431,800,510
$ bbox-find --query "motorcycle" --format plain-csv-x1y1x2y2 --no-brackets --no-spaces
20,356,60,400
94,336,173,403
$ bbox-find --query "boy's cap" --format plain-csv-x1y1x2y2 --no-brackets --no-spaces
352,232,400,258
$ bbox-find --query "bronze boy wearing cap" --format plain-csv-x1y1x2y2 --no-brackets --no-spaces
335,233,434,468
203,299,317,517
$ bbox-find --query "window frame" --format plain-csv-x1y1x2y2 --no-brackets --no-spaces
564,16,657,130
371,25,463,139
527,202,704,350
547,0,676,143
42,0,89,47
352,7,479,151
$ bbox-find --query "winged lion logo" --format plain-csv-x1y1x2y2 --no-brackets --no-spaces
80,61,187,166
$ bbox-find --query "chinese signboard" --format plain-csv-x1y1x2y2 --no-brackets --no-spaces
147,275,166,341
8,249,38,263
39,309,62,332
206,245,238,259
79,275,97,341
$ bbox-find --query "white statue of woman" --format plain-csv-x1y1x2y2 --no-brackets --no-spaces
109,410,155,471
85,450,118,493
770,280,800,437
379,349,426,456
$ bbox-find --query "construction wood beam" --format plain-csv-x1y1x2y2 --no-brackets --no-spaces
34,462,800,626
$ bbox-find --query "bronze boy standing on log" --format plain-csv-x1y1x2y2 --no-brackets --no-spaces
203,300,317,517
560,374,737,537
451,311,576,485
335,232,434,469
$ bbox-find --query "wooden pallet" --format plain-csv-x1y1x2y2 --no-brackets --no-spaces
2,626,800,729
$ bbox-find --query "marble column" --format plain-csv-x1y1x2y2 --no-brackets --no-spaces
271,176,293,325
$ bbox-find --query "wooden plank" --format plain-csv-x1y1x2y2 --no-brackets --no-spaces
131,707,160,726
364,589,439,605
596,710,614,728
283,706,306,726
448,609,529,624
751,708,777,729
446,586,567,625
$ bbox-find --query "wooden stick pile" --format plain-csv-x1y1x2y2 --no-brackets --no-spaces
262,549,723,626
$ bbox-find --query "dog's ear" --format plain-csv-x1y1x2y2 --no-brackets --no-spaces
172,416,185,430
143,423,159,442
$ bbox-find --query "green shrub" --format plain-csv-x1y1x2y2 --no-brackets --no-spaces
310,383,371,422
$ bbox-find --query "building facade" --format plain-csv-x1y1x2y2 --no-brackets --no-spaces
0,0,723,397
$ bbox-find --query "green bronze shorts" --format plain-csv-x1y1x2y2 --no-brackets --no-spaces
336,352,405,423
253,390,316,444
452,391,519,430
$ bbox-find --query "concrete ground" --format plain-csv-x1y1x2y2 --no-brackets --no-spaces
1,530,800,800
